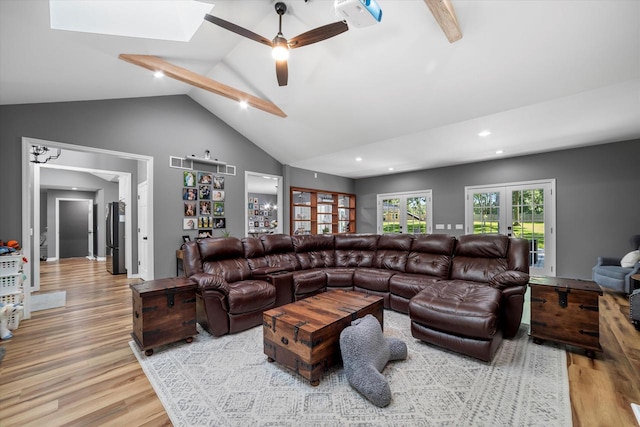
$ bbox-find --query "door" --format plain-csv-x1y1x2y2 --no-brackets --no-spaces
465,180,556,276
58,199,91,258
137,182,150,280
377,191,433,234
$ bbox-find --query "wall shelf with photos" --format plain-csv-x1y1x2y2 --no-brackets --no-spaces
290,187,356,235
182,170,226,240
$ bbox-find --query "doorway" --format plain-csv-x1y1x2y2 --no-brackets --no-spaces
21,137,154,319
464,179,556,277
376,190,433,234
57,198,93,259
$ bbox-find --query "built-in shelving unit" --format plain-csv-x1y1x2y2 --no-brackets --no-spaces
290,187,356,235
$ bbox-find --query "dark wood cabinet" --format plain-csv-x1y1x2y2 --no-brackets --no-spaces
130,277,197,356
529,276,602,357
290,187,356,235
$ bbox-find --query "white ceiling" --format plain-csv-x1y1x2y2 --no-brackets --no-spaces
1,0,639,179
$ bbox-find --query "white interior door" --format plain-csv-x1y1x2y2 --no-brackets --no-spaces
465,180,556,277
137,181,149,280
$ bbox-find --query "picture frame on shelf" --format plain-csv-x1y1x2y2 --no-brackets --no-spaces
183,171,196,187
197,172,212,184
213,176,224,189
184,202,196,216
199,201,211,215
182,187,197,200
213,202,224,216
199,185,211,200
198,230,212,239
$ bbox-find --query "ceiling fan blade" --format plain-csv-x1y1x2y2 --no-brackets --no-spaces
204,14,273,47
275,60,288,87
288,21,348,49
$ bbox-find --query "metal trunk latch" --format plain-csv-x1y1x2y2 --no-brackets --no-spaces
164,288,176,307
555,287,570,308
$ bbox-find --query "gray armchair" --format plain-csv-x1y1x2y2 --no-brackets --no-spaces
592,235,640,294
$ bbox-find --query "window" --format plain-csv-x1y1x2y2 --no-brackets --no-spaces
377,190,433,235
465,180,556,276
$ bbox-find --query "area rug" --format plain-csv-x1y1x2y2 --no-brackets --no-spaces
130,310,571,426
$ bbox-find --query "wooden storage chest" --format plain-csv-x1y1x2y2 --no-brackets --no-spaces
130,277,197,356
529,276,602,357
263,290,384,385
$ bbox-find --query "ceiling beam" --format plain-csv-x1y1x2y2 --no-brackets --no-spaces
424,0,462,43
119,54,287,118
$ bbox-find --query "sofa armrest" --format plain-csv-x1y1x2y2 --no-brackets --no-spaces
488,270,529,290
500,285,527,338
190,272,231,296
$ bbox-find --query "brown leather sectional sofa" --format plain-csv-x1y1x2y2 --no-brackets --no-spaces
182,233,530,361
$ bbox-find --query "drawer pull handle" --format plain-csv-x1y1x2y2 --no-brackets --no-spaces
579,304,599,312
579,329,599,337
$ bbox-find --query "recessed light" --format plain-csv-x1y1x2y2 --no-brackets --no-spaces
154,71,164,78
71,187,78,190
478,130,492,137
388,167,394,171
355,157,362,162
495,150,504,155
239,100,248,109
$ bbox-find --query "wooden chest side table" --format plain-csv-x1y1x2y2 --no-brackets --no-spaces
528,276,603,358
130,277,197,356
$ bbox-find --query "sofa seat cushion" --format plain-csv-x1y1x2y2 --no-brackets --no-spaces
325,267,356,287
227,280,276,314
292,269,326,296
389,273,442,299
353,268,395,292
409,281,501,340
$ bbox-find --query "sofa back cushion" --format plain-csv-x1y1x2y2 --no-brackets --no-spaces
374,234,412,271
197,237,252,282
405,234,455,278
260,234,300,270
450,234,509,282
335,234,379,267
293,234,335,269
241,237,268,271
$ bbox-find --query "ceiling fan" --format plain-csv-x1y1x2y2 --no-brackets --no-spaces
204,2,348,87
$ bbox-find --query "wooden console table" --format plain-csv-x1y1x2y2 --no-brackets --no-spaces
529,276,602,358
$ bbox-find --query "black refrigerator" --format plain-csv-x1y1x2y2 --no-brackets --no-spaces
106,201,126,275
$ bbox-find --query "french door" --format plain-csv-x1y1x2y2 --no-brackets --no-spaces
464,180,556,277
377,190,433,235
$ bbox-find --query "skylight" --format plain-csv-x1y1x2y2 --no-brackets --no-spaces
49,0,213,42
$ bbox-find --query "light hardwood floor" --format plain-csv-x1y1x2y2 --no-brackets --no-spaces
0,258,638,426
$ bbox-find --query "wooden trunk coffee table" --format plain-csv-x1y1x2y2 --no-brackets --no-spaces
263,289,384,386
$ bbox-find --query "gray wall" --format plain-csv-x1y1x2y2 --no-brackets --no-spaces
0,95,282,279
355,139,640,280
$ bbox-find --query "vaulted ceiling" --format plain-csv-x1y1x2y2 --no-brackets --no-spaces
1,0,638,178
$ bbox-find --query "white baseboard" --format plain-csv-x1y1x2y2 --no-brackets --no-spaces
95,257,106,262
46,257,57,262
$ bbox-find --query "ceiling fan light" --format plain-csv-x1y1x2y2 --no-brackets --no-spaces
272,36,289,61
